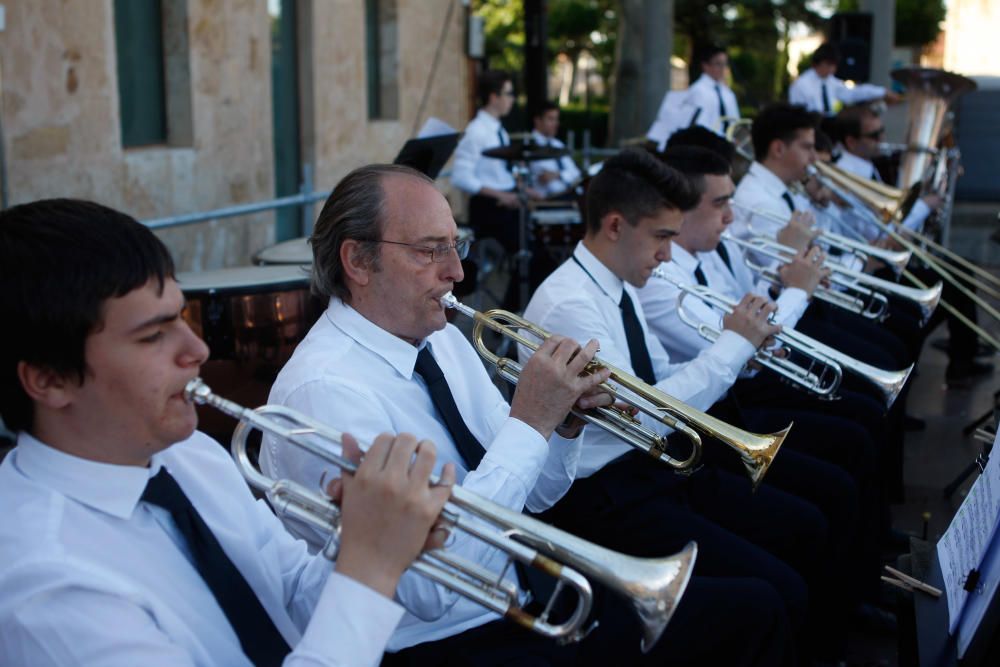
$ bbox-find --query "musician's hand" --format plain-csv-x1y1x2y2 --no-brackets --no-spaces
884,91,903,105
776,211,818,252
722,294,781,349
526,187,547,201
537,170,561,186
333,432,455,598
802,177,833,208
922,193,943,211
779,246,828,295
494,191,521,209
511,336,611,440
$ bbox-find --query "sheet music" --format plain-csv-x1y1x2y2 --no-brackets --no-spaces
936,429,1000,645
416,117,457,139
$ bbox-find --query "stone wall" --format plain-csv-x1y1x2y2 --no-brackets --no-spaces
1,0,471,271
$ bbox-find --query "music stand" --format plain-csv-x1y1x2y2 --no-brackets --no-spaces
393,133,461,179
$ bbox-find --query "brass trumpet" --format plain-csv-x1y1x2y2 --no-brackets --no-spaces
441,293,789,490
185,378,697,652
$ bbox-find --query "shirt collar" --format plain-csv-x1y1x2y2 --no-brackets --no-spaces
530,129,550,145
668,243,699,274
837,151,874,174
573,242,624,304
694,73,718,89
748,161,790,198
325,298,425,380
475,109,501,131
13,431,162,519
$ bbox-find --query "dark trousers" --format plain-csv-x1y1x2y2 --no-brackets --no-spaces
381,575,793,666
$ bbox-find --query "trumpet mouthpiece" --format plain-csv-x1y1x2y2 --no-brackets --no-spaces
183,378,211,405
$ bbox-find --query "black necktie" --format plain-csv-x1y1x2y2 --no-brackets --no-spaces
142,469,290,666
694,263,708,286
781,192,796,213
716,85,729,133
414,347,487,469
716,242,734,275
619,291,656,384
550,139,570,173
821,81,831,114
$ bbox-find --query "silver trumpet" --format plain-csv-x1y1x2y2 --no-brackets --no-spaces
184,378,697,652
650,269,843,399
732,201,913,275
652,269,912,408
725,233,942,326
442,293,789,491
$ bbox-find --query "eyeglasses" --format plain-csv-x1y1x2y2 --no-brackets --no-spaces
377,237,472,263
501,89,516,97
862,127,886,139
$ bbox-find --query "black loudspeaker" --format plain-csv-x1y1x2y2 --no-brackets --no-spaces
828,12,872,83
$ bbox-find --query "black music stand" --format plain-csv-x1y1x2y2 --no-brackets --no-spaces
393,133,461,179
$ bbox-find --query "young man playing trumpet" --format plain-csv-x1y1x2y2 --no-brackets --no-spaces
521,148,866,661
638,146,895,623
0,199,455,666
265,163,795,665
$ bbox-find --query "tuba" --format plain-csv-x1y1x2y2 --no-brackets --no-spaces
185,378,697,652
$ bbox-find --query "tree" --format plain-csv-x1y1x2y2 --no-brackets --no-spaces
838,0,946,48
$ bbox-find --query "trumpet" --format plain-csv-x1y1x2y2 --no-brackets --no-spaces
725,233,943,326
650,268,843,399
731,200,913,274
651,269,912,408
184,378,697,652
441,293,789,490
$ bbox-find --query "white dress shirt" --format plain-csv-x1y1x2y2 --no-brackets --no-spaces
520,243,754,477
451,109,517,194
637,242,808,364
835,151,931,234
647,90,699,150
529,130,581,196
262,299,581,649
0,431,403,667
683,74,740,136
788,67,886,116
732,161,818,242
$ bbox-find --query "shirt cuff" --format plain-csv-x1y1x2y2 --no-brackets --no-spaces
296,571,404,666
775,287,808,323
482,417,550,491
710,329,757,371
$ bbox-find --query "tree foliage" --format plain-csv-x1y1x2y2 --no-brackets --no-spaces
837,0,945,47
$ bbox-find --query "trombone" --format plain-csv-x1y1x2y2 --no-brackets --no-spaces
724,232,943,326
441,293,789,491
185,378,697,653
808,161,1000,352
651,269,912,409
650,268,843,400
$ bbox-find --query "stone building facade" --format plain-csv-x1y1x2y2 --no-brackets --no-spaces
0,0,471,270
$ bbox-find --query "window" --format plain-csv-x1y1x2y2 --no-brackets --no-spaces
365,0,399,120
114,0,192,148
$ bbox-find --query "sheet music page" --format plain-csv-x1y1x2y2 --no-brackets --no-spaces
417,117,457,139
936,429,1000,636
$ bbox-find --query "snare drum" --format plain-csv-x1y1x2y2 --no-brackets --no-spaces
178,265,323,441
254,236,312,265
530,206,583,257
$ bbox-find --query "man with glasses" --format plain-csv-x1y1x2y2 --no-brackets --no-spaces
682,45,741,137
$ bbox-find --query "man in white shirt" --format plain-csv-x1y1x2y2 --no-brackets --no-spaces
683,44,741,137
832,104,990,385
789,42,899,116
522,148,870,662
0,199,455,667
267,163,795,665
529,101,582,198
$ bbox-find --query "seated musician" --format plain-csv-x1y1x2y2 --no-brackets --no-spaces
0,199,453,666
528,101,582,198
789,42,899,117
521,148,871,662
635,146,893,621
832,104,990,385
263,163,795,665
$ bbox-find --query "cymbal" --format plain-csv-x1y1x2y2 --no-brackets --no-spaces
483,142,569,162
